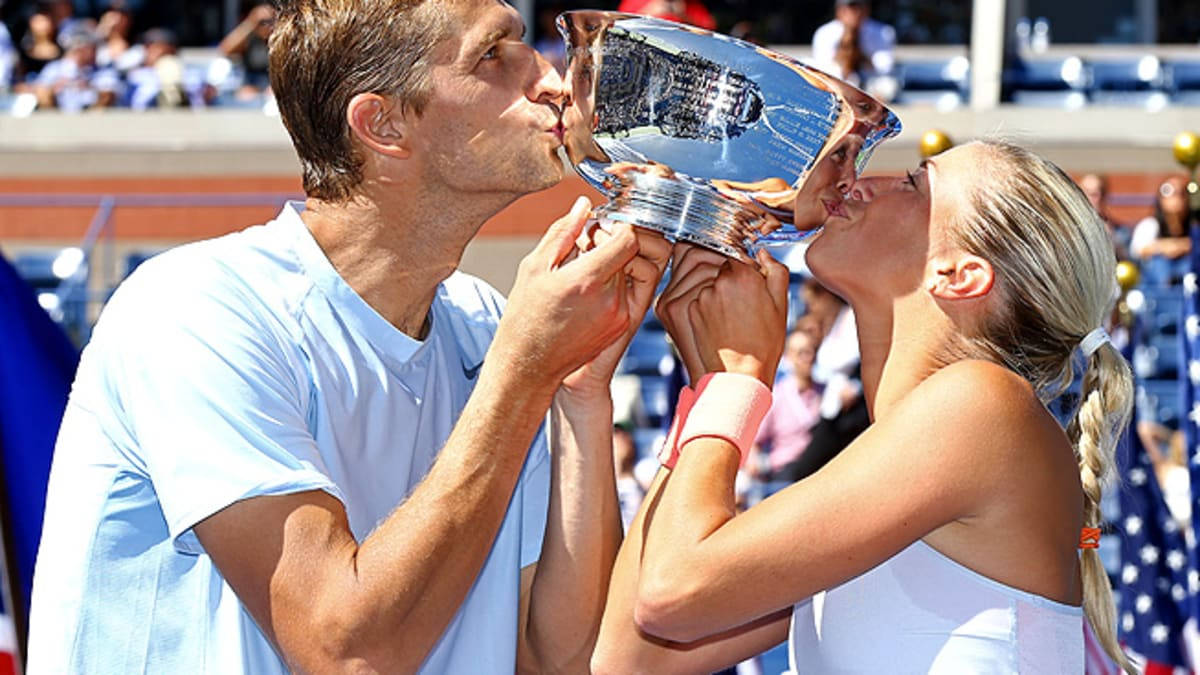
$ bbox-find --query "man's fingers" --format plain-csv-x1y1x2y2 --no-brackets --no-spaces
571,221,639,279
538,196,593,265
633,228,672,273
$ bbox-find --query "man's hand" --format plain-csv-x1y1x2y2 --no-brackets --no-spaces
559,223,672,400
492,197,641,391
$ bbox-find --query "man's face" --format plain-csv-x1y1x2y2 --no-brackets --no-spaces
835,2,868,28
407,0,566,201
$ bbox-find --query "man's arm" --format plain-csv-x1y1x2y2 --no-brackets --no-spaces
194,201,640,673
518,226,672,672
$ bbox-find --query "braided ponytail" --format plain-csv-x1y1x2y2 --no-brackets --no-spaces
943,141,1136,670
1067,342,1134,674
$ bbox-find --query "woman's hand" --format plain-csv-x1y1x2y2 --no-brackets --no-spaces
657,246,790,386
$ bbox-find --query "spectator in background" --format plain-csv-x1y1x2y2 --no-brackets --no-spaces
218,2,274,100
95,5,143,74
33,26,120,111
18,12,61,82
615,0,716,31
41,0,81,40
811,0,894,92
778,277,868,482
1079,173,1130,261
613,424,644,533
127,28,189,109
0,3,14,90
748,325,822,487
1131,175,1197,286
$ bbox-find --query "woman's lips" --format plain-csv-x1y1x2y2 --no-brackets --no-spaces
823,198,848,218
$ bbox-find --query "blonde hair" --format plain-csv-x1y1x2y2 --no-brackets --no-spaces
947,141,1134,672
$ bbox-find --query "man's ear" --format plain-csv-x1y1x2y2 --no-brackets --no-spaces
346,92,412,159
926,254,994,301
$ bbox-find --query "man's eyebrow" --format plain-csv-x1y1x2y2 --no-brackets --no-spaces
472,18,524,53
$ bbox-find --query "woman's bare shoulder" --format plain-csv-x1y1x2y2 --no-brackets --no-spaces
895,359,1067,466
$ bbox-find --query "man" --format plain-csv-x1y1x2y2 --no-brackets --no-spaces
1078,173,1130,261
27,0,669,672
33,26,121,112
810,0,895,87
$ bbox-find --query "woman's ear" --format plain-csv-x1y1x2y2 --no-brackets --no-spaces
346,92,412,160
926,254,994,301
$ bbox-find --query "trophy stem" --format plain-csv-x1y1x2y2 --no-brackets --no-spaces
594,170,813,261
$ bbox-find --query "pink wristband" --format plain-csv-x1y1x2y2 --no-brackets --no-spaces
676,372,772,468
657,385,696,469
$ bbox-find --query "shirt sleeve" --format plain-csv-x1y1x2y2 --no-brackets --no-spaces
107,265,342,555
811,22,841,68
1130,216,1160,259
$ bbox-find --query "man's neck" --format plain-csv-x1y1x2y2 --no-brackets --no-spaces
299,181,512,339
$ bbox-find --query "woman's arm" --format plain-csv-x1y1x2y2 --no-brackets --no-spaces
618,247,1027,644
593,468,791,674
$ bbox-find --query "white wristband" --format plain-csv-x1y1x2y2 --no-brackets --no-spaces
677,372,773,468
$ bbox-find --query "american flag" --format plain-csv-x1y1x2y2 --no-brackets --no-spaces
0,595,15,675
1184,223,1200,671
1116,382,1192,670
1113,283,1193,672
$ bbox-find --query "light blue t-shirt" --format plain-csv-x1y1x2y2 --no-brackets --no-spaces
27,203,550,673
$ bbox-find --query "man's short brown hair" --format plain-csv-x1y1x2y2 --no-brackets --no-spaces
269,0,452,202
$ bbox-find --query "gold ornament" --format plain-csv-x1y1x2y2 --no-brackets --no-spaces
919,129,953,158
1174,131,1200,170
1115,260,1140,293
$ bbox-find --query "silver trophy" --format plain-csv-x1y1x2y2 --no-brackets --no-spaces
558,11,902,261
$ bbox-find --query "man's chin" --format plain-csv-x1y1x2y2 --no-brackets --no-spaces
526,158,567,193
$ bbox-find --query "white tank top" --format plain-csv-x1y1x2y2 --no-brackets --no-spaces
788,540,1083,674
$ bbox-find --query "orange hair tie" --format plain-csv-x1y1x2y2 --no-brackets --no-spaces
1080,528,1102,549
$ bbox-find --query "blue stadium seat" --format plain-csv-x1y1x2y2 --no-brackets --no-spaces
1137,379,1182,429
632,427,666,460
619,329,674,376
1149,332,1181,379
1165,60,1200,105
893,57,969,109
1137,285,1183,335
1138,255,1191,288
1088,56,1167,109
125,251,159,277
1007,57,1087,108
14,250,62,292
637,375,673,426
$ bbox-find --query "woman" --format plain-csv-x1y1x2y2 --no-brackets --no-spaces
1130,174,1197,285
593,140,1132,673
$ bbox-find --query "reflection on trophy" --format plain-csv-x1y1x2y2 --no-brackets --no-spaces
558,11,902,261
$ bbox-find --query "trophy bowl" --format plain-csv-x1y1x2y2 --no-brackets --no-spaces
558,11,902,261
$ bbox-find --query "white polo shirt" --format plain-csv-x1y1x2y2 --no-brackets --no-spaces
27,203,550,673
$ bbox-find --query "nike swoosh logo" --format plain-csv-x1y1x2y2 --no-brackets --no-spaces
462,359,483,380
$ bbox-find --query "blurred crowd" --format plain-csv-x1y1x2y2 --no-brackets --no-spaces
0,0,276,112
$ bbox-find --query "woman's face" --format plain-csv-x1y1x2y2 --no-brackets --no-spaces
804,143,977,304
1159,176,1190,220
792,134,862,230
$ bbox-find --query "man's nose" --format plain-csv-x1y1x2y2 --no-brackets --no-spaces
529,49,566,107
